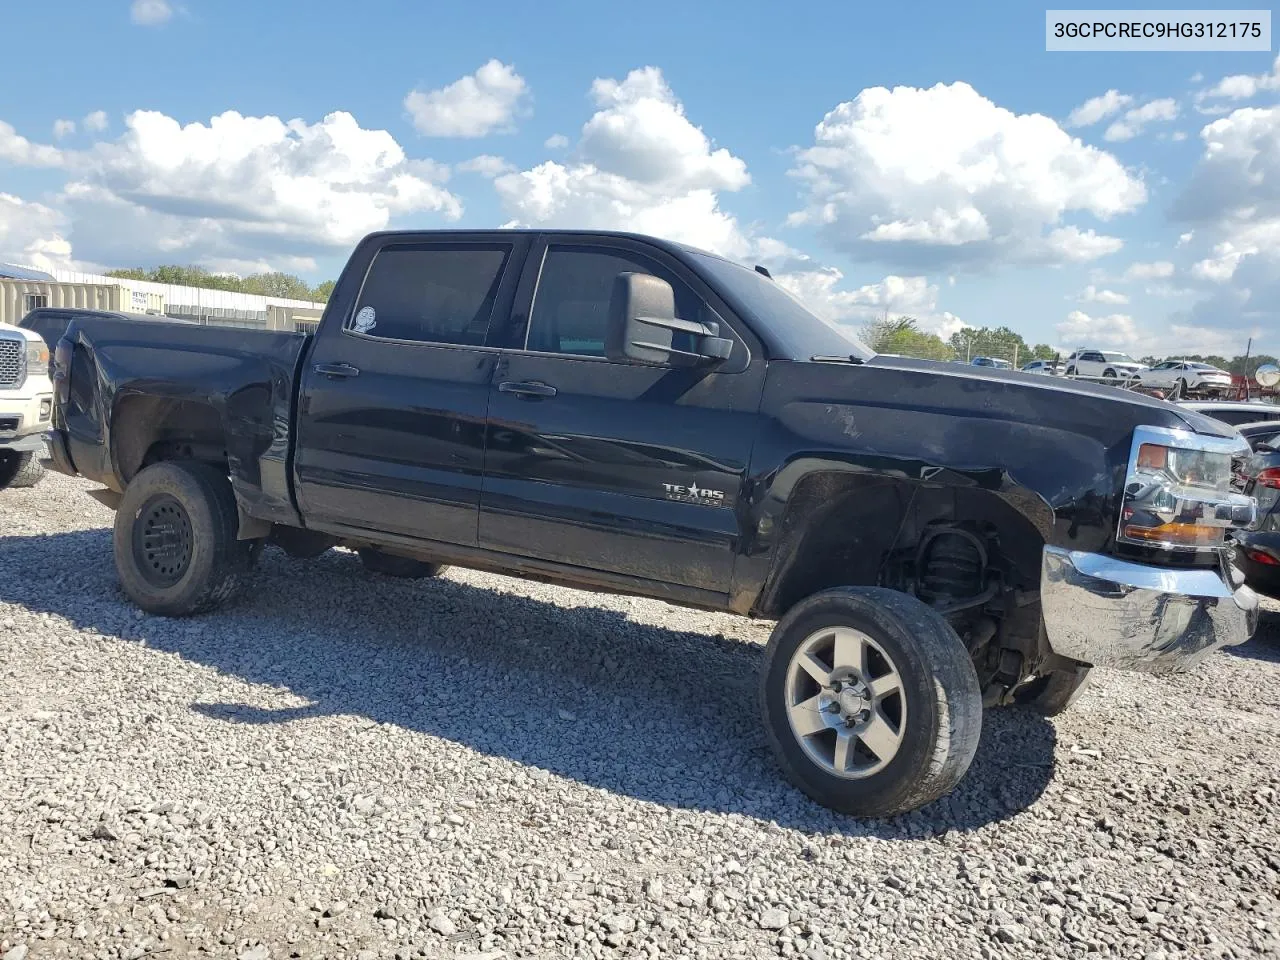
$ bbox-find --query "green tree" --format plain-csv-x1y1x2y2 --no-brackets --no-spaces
861,316,955,361
310,279,336,302
104,264,336,302
949,326,1034,366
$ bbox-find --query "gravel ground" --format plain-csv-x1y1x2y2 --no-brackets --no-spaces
2,472,1280,960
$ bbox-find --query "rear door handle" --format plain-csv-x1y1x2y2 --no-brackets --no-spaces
313,362,360,379
498,380,557,399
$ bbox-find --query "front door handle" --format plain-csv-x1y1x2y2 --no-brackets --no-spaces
498,380,557,399
313,362,360,379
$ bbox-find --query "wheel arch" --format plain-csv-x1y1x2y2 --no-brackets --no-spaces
749,463,1052,620
111,394,229,484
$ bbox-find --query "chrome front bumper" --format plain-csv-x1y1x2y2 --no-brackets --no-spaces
1041,546,1259,674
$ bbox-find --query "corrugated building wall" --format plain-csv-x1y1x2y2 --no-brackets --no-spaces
0,280,128,325
1,266,326,331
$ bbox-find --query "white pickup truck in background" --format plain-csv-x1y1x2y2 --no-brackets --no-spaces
0,320,51,489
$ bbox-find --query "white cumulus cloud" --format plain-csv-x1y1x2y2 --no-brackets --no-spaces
18,109,464,270
1104,98,1179,142
53,119,76,139
787,81,1144,271
404,60,529,138
83,111,109,133
1079,285,1129,305
774,265,966,339
0,121,65,168
1067,89,1133,127
1122,260,1175,281
130,0,173,26
544,133,569,149
457,154,513,178
1197,56,1280,104
495,66,752,257
0,192,74,272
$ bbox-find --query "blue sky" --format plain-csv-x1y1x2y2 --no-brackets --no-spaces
2,0,1278,358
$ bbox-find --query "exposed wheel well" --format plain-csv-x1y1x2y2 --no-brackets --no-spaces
112,396,228,483
757,473,1051,701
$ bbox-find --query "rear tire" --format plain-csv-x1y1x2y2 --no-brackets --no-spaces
759,587,982,817
271,526,336,560
0,450,45,489
357,548,446,579
113,461,252,616
1016,665,1093,716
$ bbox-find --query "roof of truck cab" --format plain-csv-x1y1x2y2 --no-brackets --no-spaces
363,228,721,259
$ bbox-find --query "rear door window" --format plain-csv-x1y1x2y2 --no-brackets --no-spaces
350,244,511,346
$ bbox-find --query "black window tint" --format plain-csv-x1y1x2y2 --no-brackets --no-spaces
527,246,700,358
1215,411,1255,425
351,245,509,346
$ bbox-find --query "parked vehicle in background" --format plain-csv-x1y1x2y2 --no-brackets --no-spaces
1178,400,1280,427
0,320,52,489
1063,349,1148,379
970,356,1011,369
20,307,197,355
1135,361,1233,397
1021,360,1063,376
1232,420,1280,598
44,228,1261,817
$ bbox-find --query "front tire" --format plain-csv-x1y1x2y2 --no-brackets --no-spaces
0,450,45,489
759,587,982,817
1103,368,1117,379
113,461,252,616
1016,665,1092,716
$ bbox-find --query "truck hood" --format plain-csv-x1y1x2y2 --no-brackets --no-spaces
806,355,1239,439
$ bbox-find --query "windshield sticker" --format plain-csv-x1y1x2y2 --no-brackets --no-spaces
353,306,377,334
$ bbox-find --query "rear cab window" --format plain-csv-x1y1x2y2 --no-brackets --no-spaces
348,244,512,346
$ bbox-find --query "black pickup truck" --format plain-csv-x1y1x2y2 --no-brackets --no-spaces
45,229,1261,816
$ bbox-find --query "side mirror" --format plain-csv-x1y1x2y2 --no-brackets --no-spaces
606,272,733,366
1256,363,1280,388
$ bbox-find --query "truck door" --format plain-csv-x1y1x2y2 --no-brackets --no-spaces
478,236,765,596
294,236,526,545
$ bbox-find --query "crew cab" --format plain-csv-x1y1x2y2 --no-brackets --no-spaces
43,230,1261,816
0,320,52,489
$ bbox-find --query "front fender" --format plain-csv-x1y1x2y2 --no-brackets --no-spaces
730,360,1188,614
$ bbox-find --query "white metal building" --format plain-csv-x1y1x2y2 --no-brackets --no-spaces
0,264,326,333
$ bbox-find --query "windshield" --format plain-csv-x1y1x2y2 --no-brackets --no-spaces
687,252,873,360
1102,352,1138,362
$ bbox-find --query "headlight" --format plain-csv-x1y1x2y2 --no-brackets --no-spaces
1119,425,1256,551
26,341,49,370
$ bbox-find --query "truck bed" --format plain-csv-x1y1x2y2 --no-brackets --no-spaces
55,317,310,524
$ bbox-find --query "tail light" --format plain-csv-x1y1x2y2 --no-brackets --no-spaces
1257,468,1280,490
52,337,72,409
1245,548,1280,567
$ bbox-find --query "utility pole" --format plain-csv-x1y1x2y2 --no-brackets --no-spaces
1243,337,1253,401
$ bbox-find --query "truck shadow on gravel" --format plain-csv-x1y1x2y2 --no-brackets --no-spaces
1225,607,1280,663
0,529,1057,836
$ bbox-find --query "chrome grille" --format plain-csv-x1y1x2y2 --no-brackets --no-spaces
0,338,22,388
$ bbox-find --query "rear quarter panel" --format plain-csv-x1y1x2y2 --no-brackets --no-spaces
59,318,307,521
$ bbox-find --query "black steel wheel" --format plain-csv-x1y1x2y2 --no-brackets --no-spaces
132,494,194,587
113,461,253,616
